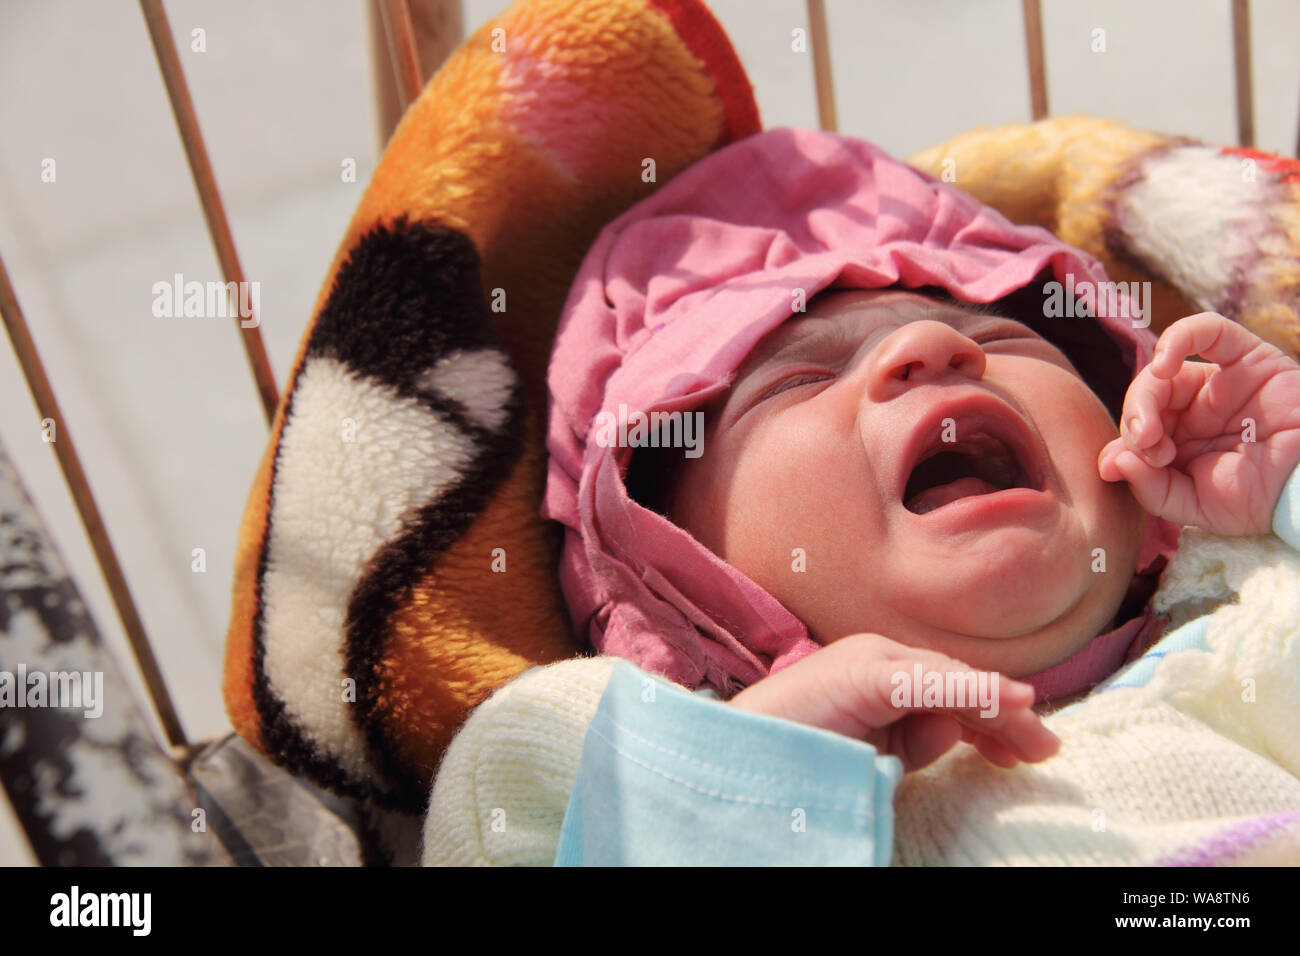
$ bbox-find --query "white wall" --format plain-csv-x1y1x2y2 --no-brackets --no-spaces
1,0,1296,864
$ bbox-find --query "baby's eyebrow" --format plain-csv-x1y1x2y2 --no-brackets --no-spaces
728,316,866,400
743,316,850,367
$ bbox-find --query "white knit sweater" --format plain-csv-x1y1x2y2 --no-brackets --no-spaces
422,528,1300,866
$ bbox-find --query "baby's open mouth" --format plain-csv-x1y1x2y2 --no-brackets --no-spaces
897,395,1050,517
903,432,1035,515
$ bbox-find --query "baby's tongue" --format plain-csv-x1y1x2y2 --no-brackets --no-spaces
906,476,1000,515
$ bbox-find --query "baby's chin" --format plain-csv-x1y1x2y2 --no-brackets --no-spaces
877,541,1126,673
847,484,1146,674
913,526,1093,618
865,597,1112,678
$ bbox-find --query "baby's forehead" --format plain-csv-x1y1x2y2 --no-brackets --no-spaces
803,288,999,329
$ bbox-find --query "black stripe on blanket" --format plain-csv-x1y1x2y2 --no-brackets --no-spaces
251,219,526,809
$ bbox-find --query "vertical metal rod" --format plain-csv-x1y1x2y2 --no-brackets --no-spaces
369,1,404,145
806,0,838,132
1023,0,1048,120
379,0,424,112
139,0,279,424
0,251,188,749
1231,0,1255,148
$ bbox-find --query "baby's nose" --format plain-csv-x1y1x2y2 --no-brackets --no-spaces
864,320,986,401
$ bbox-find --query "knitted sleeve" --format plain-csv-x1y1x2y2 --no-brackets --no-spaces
554,660,902,865
421,656,618,866
421,655,904,866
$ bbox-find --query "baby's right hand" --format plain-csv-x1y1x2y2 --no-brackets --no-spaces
728,633,1060,772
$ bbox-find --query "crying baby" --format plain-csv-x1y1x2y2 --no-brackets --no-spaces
625,285,1299,772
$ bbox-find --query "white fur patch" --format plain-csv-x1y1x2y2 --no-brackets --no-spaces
260,356,476,790
413,348,515,432
1115,145,1266,312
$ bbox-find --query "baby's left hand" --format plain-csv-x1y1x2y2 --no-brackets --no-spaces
1098,312,1300,536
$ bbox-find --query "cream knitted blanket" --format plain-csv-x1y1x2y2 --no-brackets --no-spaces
422,529,1300,866
894,529,1300,865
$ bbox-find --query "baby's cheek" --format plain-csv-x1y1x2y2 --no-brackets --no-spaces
1107,477,1148,555
1037,378,1119,466
715,441,814,561
725,424,866,611
1033,371,1140,538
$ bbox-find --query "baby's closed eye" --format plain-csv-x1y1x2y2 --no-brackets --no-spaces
968,320,1039,345
756,370,837,402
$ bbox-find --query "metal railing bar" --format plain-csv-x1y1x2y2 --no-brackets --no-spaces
1232,0,1255,148
1023,0,1048,120
0,250,188,749
806,0,838,133
379,0,424,113
139,0,279,424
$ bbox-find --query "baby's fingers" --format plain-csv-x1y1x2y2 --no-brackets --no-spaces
1098,447,1199,525
880,651,1058,765
1106,360,1214,477
953,699,1060,765
890,711,1042,774
835,637,1039,733
891,713,965,772
1149,312,1264,378
960,726,1022,769
730,635,1060,768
